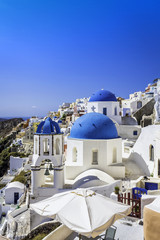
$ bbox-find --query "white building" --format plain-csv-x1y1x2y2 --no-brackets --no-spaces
75,98,88,112
87,89,121,124
66,112,125,180
10,156,27,175
58,102,72,117
130,125,160,177
5,182,25,205
29,117,40,126
118,116,141,140
31,117,65,197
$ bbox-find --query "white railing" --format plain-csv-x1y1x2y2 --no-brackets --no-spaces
10,205,28,218
0,219,8,236
17,192,26,206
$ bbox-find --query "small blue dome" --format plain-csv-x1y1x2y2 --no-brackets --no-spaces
69,112,118,140
89,89,117,102
36,117,61,134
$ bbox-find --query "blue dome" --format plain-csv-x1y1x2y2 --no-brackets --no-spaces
69,112,118,140
36,117,61,134
89,89,117,102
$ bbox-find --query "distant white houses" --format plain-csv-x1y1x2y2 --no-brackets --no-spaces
121,82,156,117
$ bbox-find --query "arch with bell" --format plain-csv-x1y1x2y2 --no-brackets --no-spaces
31,133,65,196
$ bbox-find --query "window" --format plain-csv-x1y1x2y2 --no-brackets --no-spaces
103,108,107,115
112,148,117,163
133,131,138,136
56,138,60,155
137,101,142,109
149,145,154,161
114,107,117,116
72,147,77,162
92,150,98,165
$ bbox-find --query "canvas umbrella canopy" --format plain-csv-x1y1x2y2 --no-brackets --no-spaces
144,196,160,240
30,188,131,238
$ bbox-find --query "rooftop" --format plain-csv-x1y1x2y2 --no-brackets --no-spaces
89,89,117,102
69,112,118,140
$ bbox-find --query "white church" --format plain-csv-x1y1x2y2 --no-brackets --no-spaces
66,112,125,180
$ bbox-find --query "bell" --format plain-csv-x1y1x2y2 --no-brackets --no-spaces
49,163,54,171
44,167,50,175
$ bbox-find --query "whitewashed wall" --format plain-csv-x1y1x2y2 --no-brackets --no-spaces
118,125,141,139
66,138,124,180
10,156,26,175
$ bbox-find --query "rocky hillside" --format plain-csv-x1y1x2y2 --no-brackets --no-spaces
0,118,23,138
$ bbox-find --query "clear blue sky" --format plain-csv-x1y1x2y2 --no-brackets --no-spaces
0,0,160,117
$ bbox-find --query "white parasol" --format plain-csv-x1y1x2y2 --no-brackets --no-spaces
30,188,131,238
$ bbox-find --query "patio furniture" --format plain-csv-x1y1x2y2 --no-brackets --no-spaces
99,226,117,240
81,226,117,240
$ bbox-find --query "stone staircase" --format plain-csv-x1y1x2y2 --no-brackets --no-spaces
133,98,155,125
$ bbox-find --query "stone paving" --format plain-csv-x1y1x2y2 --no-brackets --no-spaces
114,217,143,240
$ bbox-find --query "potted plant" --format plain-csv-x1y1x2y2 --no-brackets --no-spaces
2,212,6,217
114,186,120,195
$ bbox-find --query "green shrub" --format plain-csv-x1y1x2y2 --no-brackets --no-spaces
12,170,31,184
32,233,46,240
115,186,120,194
0,184,6,189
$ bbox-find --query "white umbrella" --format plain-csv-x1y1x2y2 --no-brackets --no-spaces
30,189,131,238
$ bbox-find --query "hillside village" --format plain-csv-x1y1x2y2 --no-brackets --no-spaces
0,79,160,239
